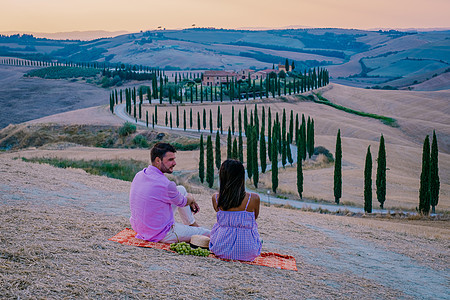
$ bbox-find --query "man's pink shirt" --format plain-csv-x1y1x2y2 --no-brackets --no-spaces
129,165,187,242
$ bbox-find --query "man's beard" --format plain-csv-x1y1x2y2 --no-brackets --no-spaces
160,162,173,174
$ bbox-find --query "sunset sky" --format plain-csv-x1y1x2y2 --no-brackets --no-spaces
1,0,449,34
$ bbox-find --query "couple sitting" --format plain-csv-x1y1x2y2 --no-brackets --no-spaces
129,142,262,261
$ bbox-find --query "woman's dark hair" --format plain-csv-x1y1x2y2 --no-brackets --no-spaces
218,159,246,210
151,143,177,162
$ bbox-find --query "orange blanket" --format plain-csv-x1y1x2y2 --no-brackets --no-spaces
109,228,297,271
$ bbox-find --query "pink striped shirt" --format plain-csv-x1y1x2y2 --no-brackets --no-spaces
129,165,187,242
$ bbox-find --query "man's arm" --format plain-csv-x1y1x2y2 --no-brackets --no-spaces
185,193,199,214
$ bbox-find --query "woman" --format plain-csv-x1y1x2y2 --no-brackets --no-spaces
209,159,262,261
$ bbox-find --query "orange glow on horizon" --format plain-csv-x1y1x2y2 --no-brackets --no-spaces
1,0,449,34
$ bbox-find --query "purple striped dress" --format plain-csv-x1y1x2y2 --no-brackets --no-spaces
209,193,262,261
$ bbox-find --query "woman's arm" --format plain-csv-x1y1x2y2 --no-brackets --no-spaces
211,193,219,212
252,194,260,219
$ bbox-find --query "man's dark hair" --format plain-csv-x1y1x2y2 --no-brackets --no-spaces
151,143,177,162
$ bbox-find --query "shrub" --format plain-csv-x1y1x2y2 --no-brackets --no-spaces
119,122,136,137
133,134,149,148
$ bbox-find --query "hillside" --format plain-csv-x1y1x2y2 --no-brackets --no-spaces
1,28,449,90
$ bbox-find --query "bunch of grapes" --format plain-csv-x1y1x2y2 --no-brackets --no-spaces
169,242,210,257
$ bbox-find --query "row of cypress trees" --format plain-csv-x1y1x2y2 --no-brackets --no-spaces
200,126,440,215
357,131,439,214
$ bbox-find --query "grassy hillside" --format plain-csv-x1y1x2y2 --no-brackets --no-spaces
1,28,449,90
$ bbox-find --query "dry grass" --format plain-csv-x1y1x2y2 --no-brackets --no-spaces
1,150,449,299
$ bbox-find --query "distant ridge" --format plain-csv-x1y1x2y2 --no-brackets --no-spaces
0,30,129,41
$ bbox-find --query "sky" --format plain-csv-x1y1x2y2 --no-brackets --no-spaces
1,0,450,34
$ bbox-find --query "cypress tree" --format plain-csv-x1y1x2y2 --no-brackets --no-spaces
231,106,235,134
260,122,267,173
281,129,287,168
199,134,204,183
183,110,186,131
170,112,173,129
364,146,372,214
271,123,278,193
238,131,244,163
254,103,259,140
419,135,431,215
217,106,221,130
310,119,315,156
154,105,158,124
206,135,214,188
306,117,311,157
376,134,387,209
176,105,179,127
197,112,200,132
267,109,272,162
430,130,440,214
238,110,242,135
203,109,206,129
247,126,253,179
215,131,221,170
244,105,248,136
146,111,149,127
289,110,294,144
209,109,213,133
297,137,303,199
165,111,168,126
252,126,259,188
300,115,307,160
227,128,232,159
334,129,342,204
232,138,238,159
190,108,193,128
287,133,293,165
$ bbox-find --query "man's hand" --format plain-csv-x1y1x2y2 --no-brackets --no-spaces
190,202,199,214
186,193,200,214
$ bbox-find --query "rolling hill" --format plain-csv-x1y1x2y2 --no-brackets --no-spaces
1,28,449,90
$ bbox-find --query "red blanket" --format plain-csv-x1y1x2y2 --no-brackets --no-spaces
109,228,297,271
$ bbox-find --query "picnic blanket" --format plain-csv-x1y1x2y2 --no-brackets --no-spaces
109,228,297,271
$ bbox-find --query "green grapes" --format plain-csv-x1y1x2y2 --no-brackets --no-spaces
169,242,211,257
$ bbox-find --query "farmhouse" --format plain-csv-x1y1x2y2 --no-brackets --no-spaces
203,66,283,85
202,70,237,86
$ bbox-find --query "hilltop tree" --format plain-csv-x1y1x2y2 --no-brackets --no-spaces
199,134,204,183
334,129,342,204
376,134,387,209
215,131,221,170
206,135,214,188
419,135,431,215
364,146,372,213
430,130,440,214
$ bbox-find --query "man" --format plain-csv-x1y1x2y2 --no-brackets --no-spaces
129,142,210,243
